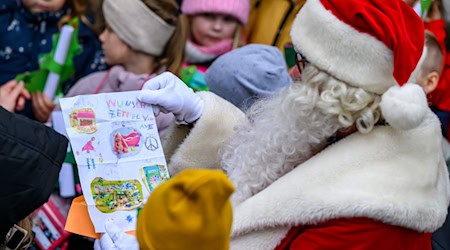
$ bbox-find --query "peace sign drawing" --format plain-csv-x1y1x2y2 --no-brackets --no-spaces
145,136,159,151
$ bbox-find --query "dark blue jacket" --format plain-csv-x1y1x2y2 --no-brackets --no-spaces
432,108,450,141
0,1,107,117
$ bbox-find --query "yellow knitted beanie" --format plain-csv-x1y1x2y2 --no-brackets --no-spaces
137,169,234,250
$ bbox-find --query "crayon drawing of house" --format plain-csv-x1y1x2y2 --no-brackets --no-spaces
70,108,97,134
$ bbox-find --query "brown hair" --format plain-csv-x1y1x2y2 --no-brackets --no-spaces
59,0,105,34
142,0,188,76
421,31,444,76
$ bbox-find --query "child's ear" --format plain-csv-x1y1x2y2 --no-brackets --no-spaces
423,71,440,94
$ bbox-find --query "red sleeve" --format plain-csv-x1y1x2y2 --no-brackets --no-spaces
425,20,447,54
276,218,432,250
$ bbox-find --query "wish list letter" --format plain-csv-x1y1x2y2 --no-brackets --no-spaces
60,91,170,233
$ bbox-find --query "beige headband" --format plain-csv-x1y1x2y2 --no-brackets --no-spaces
103,0,176,56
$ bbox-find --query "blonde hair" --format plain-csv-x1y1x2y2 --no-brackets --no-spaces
233,26,246,49
421,31,444,76
222,64,382,204
142,0,188,76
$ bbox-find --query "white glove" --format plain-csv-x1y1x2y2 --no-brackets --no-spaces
93,221,139,250
138,72,204,124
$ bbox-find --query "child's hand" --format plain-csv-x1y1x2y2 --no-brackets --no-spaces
31,91,55,122
0,80,31,112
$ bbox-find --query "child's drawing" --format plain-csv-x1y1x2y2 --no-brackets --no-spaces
111,127,142,158
60,91,168,233
81,137,96,169
91,178,143,213
140,165,169,193
158,165,170,181
69,108,97,134
98,153,103,163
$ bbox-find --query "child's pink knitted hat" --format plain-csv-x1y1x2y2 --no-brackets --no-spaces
181,0,250,25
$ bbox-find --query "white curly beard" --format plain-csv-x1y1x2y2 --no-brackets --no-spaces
220,65,381,205
221,83,340,205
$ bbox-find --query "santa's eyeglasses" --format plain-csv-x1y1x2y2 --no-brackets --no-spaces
295,52,309,75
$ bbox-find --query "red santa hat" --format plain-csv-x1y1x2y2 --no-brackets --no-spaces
291,0,428,130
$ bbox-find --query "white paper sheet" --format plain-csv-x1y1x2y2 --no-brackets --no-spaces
59,91,169,233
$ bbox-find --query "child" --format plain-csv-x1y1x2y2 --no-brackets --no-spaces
205,44,293,111
0,0,107,119
417,0,450,141
416,31,444,95
35,0,186,136
180,0,250,91
414,24,450,250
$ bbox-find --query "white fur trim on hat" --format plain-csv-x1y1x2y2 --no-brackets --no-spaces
379,83,428,130
290,0,397,94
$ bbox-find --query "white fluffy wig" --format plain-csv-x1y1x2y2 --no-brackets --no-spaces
221,64,382,205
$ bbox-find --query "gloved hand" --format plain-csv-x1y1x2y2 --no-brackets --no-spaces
138,72,204,124
93,220,139,250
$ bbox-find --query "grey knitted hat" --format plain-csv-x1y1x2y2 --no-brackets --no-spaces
205,44,293,110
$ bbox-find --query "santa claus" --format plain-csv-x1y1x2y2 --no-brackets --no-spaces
135,0,450,249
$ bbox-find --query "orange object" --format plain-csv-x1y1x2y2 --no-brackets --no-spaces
243,0,306,51
65,196,101,239
65,196,136,239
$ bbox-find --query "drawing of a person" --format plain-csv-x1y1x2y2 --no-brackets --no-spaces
82,137,96,169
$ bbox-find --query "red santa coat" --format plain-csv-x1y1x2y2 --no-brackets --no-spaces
276,218,431,250
163,92,450,250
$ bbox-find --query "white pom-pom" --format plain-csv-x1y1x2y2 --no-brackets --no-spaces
379,83,428,130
